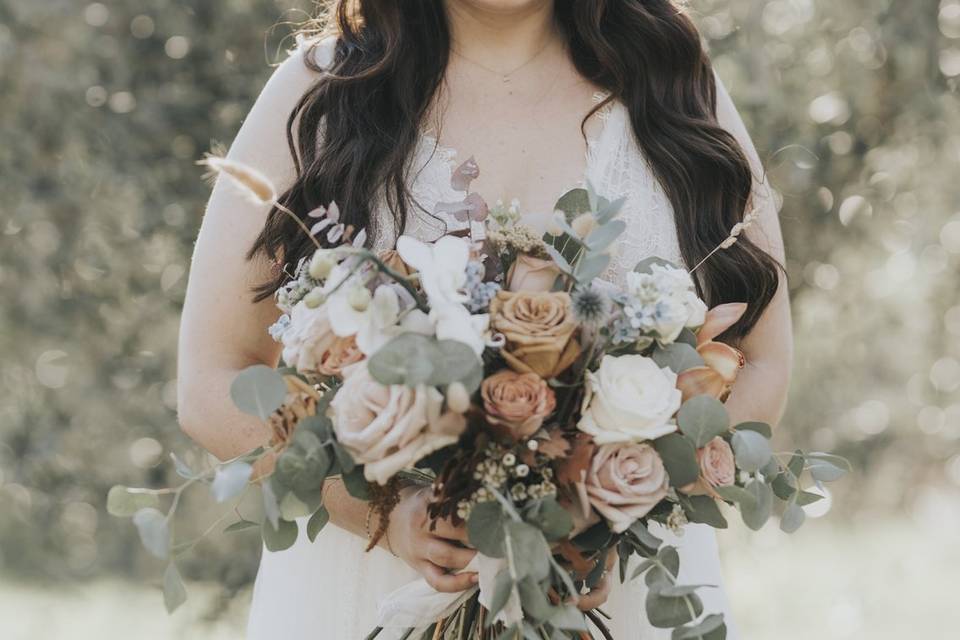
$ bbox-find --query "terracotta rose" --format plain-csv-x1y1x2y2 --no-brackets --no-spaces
481,370,557,439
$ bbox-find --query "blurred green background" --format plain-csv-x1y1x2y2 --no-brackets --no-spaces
1,0,959,638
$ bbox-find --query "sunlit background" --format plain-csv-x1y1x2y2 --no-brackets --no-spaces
2,0,959,637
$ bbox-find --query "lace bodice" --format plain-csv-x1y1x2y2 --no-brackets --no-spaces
369,94,685,285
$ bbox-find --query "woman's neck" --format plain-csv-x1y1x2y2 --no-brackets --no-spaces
444,0,561,72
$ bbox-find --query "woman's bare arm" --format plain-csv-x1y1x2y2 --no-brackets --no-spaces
713,72,795,428
176,48,316,460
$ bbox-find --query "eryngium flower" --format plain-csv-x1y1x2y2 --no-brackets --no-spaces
571,285,610,326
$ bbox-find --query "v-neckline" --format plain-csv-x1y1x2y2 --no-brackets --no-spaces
415,91,621,214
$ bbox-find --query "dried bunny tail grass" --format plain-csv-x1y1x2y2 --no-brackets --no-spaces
198,152,321,249
198,153,278,204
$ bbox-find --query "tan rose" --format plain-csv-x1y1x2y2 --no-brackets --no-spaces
329,362,466,484
481,370,557,439
506,253,562,292
316,335,364,377
489,290,581,379
578,442,669,534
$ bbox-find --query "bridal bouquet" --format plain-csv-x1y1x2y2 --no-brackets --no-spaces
109,156,848,639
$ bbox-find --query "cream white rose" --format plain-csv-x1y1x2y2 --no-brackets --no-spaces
329,362,466,484
577,354,681,443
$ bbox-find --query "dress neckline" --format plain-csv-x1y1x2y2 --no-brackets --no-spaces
414,91,621,213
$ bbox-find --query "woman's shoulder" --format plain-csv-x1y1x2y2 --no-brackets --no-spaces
291,32,339,71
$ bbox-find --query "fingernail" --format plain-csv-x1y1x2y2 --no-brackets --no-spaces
470,573,479,584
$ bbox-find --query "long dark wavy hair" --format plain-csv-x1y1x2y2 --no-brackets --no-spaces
248,0,782,341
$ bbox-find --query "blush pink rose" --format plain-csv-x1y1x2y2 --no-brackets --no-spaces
329,362,466,484
578,442,669,533
698,437,736,487
506,253,562,292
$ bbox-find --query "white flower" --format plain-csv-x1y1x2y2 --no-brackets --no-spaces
396,235,470,307
396,234,489,355
577,354,681,443
682,290,708,328
431,303,489,356
327,284,401,355
650,263,695,296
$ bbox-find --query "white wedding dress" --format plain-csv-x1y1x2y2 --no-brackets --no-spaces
244,36,770,639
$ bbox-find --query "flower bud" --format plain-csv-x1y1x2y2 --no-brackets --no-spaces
309,249,336,280
446,382,471,413
347,286,372,312
304,288,326,308
571,213,597,238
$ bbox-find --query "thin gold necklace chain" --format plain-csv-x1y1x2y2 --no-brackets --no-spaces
450,32,557,83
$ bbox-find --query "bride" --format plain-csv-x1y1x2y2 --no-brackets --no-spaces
177,1,792,637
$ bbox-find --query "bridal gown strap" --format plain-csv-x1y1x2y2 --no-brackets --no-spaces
247,38,741,640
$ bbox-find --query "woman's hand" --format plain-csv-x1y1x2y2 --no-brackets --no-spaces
575,549,617,611
387,485,478,593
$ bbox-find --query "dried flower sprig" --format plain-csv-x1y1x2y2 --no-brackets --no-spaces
689,208,761,274
198,153,322,251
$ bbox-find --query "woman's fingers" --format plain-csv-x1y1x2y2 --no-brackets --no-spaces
430,517,469,544
425,538,476,571
576,575,612,611
421,561,479,593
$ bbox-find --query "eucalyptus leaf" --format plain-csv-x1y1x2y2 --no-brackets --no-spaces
654,433,700,488
488,569,515,620
261,517,298,552
780,501,807,533
633,256,679,274
467,501,508,558
132,507,169,559
740,480,774,531
210,461,253,503
595,195,627,224
517,576,553,622
733,421,773,439
230,364,288,420
366,333,436,386
787,451,805,479
342,467,371,500
525,498,573,542
549,605,588,632
646,584,703,629
279,491,313,520
432,340,483,392
307,505,330,542
677,395,730,447
574,252,610,283
261,481,281,530
795,490,824,506
628,521,663,552
731,430,773,473
807,457,848,482
685,495,728,529
645,546,680,587
714,484,757,508
508,521,551,581
585,219,627,252
543,244,574,276
553,187,591,219
107,486,159,517
224,519,259,534
162,562,188,614
771,472,798,501
651,342,705,374
331,440,356,474
674,613,725,639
